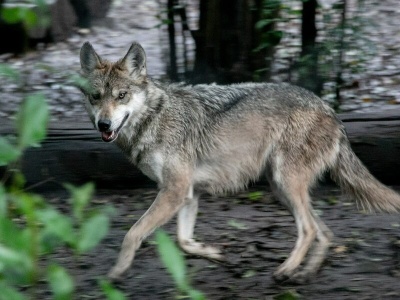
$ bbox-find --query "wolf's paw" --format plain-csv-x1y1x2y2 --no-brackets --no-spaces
272,271,290,283
289,269,315,284
272,265,296,283
273,268,313,285
107,264,129,281
179,239,224,261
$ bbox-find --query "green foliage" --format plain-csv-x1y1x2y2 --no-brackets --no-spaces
0,92,48,167
0,137,22,166
0,181,118,297
17,93,49,148
0,185,6,217
0,64,20,82
228,219,248,230
156,230,186,289
0,0,51,29
77,213,109,253
68,74,91,94
64,182,94,222
254,0,283,53
0,96,124,299
1,6,37,27
0,282,27,300
0,5,125,299
248,191,263,201
36,183,112,256
156,230,205,300
99,279,127,300
47,265,74,300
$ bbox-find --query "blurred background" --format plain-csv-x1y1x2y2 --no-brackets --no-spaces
1,0,400,123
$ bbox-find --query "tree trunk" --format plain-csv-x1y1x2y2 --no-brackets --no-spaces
298,0,322,95
192,0,278,84
335,0,347,110
167,0,178,81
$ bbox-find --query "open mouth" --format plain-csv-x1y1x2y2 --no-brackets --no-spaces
101,114,129,143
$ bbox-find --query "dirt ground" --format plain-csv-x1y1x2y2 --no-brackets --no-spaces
37,184,400,300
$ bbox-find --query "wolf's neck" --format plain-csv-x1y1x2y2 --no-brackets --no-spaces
116,79,166,155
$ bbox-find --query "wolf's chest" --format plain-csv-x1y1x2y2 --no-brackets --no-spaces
134,150,165,183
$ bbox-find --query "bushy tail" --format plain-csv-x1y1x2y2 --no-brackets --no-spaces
331,139,400,213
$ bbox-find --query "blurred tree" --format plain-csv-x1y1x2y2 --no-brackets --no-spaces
191,0,281,83
297,0,322,95
69,0,92,34
334,0,347,109
167,0,178,81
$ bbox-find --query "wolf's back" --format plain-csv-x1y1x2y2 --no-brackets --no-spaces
331,138,400,213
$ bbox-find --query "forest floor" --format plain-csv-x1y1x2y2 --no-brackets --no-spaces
37,185,400,300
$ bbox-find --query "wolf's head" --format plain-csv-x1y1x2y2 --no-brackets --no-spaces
79,42,147,143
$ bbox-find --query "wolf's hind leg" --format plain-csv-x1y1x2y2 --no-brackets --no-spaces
267,168,319,281
177,187,223,260
291,210,333,281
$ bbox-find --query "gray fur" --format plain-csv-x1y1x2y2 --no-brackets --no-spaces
79,42,400,283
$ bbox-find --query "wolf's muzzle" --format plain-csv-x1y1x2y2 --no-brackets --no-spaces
98,119,112,132
98,114,129,143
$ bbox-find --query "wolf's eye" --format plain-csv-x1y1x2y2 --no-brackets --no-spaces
92,93,101,100
118,92,127,100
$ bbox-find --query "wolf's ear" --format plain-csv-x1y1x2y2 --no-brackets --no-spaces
80,42,102,74
120,42,147,77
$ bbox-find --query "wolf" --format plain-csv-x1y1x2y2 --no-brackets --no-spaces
79,41,400,282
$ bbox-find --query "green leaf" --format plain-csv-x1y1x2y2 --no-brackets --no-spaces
0,244,33,275
13,193,43,220
22,9,38,28
1,7,23,24
36,208,75,245
1,6,38,28
274,289,301,300
0,184,6,217
0,137,21,166
228,219,248,230
0,217,23,247
64,182,95,222
10,170,26,191
156,230,187,290
187,289,206,300
47,264,75,300
99,279,127,300
77,214,109,253
327,196,338,205
0,64,20,81
0,282,27,300
68,74,91,93
16,94,49,149
255,19,274,30
248,191,263,201
242,269,257,278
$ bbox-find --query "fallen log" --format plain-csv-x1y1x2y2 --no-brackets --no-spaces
2,109,400,190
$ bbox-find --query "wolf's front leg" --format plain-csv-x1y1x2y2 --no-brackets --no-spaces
108,177,190,279
177,187,223,260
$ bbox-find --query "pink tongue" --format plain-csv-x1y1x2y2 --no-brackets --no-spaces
102,131,113,141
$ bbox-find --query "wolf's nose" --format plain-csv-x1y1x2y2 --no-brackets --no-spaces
98,119,111,132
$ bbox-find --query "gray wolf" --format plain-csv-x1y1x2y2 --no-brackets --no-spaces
79,41,400,283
